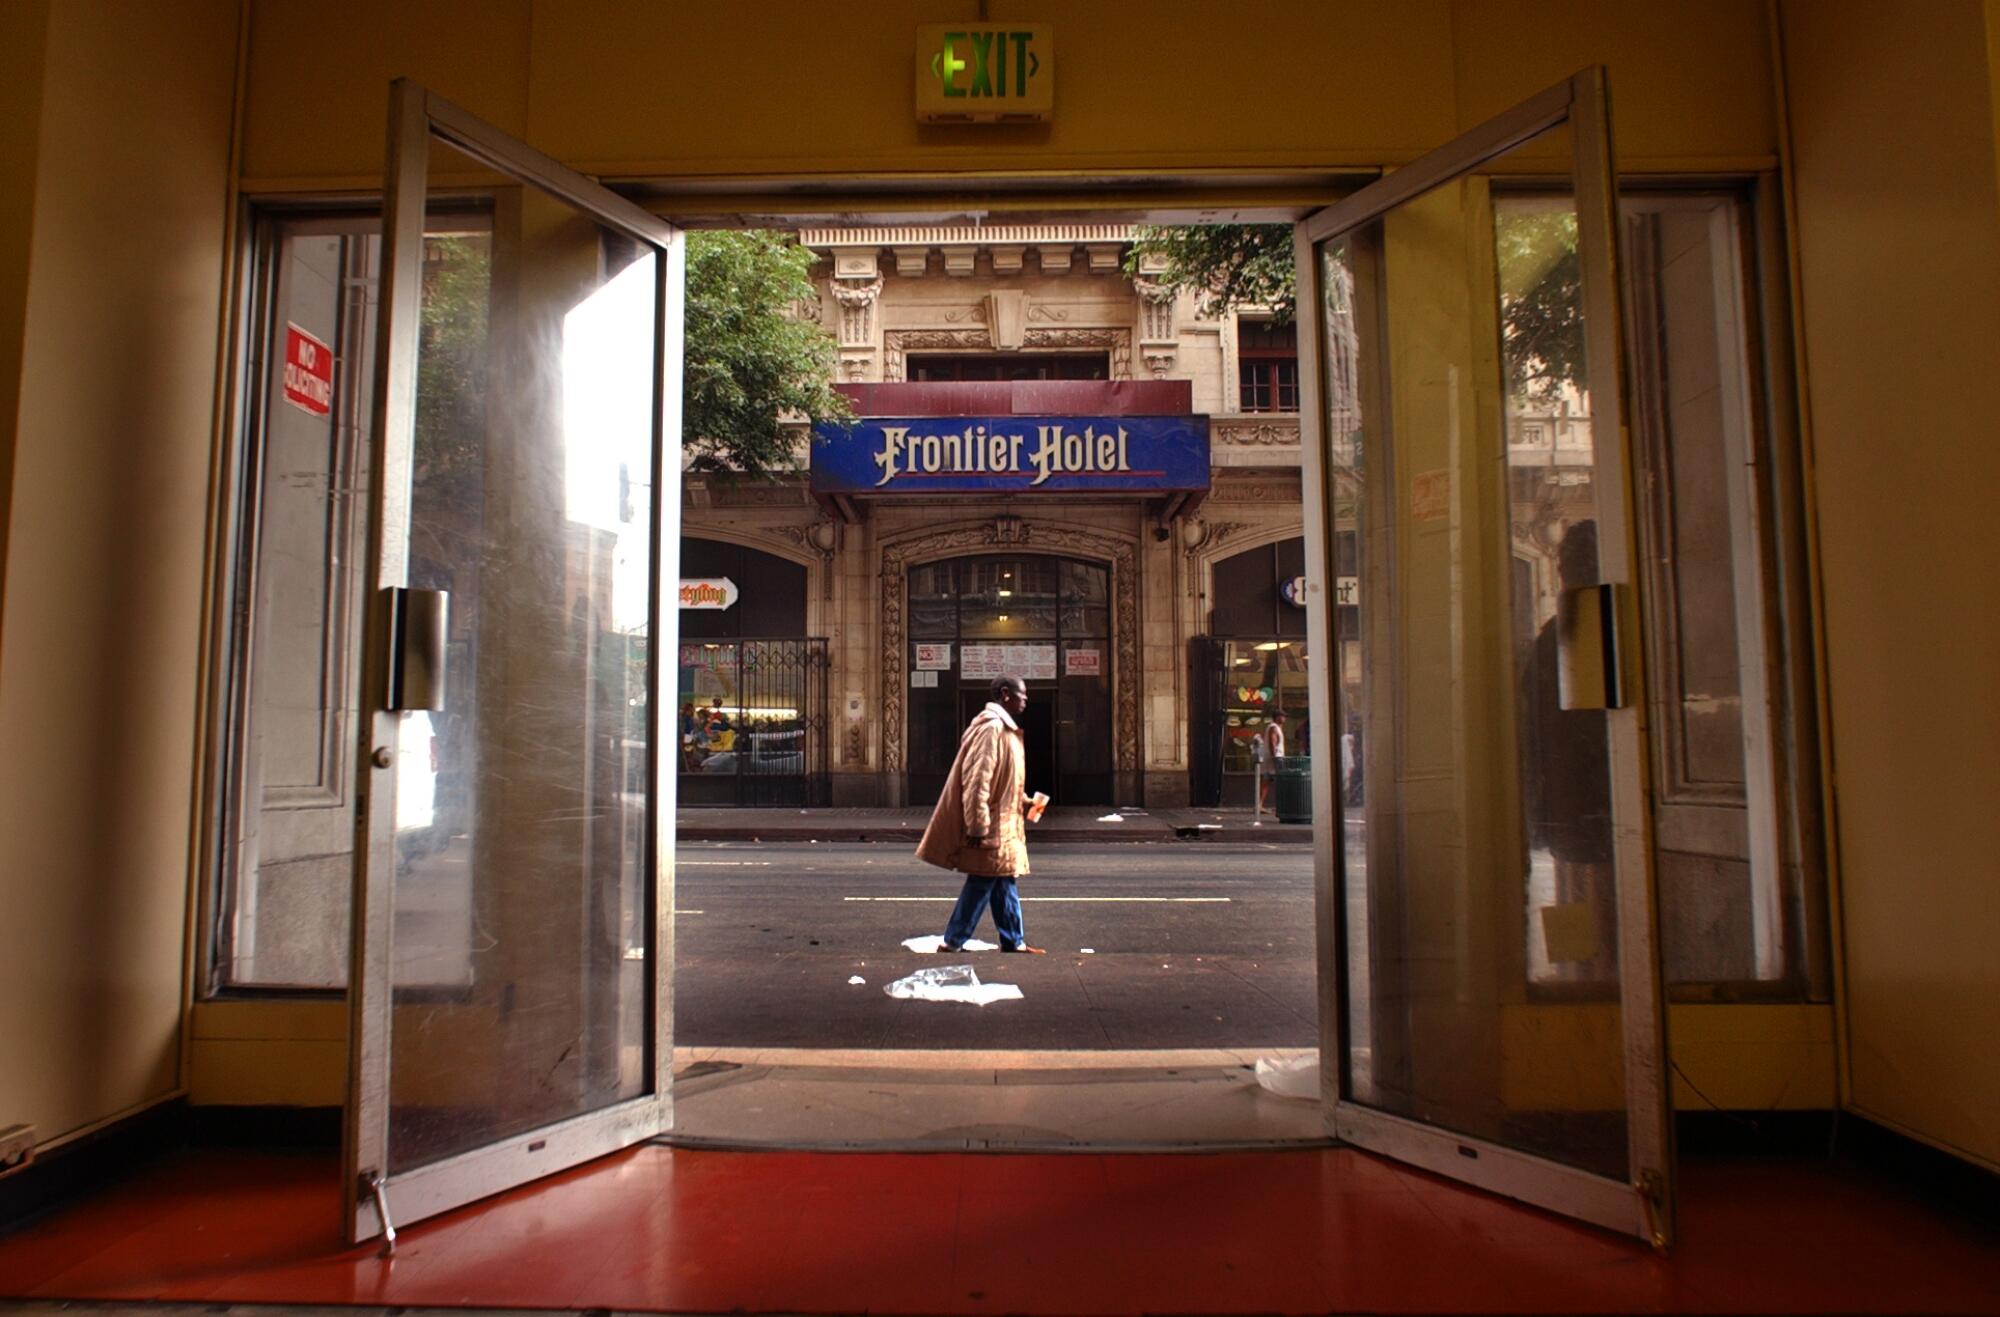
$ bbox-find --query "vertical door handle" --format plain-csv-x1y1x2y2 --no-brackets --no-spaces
1554,582,1627,710
387,587,449,711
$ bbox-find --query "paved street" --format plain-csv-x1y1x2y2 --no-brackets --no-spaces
673,841,1318,1049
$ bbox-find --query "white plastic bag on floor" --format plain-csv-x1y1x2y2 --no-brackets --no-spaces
902,934,998,953
1253,1054,1319,1099
883,964,1024,1006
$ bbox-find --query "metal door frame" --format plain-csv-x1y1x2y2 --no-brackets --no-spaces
1292,68,1675,1245
343,80,684,1244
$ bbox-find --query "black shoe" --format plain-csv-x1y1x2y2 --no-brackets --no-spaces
939,942,963,953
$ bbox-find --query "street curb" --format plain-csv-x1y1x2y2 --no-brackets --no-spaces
675,825,1316,844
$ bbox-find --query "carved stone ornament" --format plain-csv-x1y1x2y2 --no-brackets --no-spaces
881,329,991,382
830,275,883,347
878,519,1140,777
1185,519,1251,599
1143,350,1176,379
1023,327,1133,379
1213,418,1302,446
1132,275,1177,343
882,326,1132,381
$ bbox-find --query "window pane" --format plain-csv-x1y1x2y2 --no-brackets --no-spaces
908,560,957,637
216,216,382,989
959,556,1057,637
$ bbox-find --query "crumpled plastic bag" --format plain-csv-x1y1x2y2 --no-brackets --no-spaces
902,934,998,953
1253,1054,1319,1099
883,964,1024,1006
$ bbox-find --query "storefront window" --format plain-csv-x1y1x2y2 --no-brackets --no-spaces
1217,640,1309,779
676,539,826,806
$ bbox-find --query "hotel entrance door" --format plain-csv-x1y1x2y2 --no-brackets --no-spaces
906,554,1113,806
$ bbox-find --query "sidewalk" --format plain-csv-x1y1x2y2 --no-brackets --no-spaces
674,804,1315,844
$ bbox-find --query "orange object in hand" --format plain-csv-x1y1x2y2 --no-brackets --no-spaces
1026,791,1050,822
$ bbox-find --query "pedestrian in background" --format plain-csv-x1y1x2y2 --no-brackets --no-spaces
1255,709,1286,811
916,674,1046,954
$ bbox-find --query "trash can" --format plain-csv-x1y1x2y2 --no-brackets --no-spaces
1274,755,1312,824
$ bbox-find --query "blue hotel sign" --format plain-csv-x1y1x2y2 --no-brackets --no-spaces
810,416,1210,495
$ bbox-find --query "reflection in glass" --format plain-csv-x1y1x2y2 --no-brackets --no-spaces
1495,195,1615,991
1322,122,1632,1183
386,142,658,1175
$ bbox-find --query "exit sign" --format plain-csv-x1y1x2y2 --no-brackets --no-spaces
915,23,1053,122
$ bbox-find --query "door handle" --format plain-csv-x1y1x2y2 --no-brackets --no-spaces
1554,582,1627,710
387,587,449,712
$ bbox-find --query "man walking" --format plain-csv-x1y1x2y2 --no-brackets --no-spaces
916,674,1046,954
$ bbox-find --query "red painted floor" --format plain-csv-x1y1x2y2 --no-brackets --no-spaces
2,1145,1997,1314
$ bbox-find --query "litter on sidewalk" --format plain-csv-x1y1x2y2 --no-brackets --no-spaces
902,934,998,953
847,976,866,985
1253,1054,1318,1099
883,964,1023,1006
1098,812,1125,822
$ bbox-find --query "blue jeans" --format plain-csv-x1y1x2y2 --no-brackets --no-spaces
942,874,1026,950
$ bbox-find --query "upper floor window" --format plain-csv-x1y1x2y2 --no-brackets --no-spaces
908,353,1108,381
1237,319,1298,412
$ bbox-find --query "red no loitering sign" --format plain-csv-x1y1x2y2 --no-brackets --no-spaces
282,323,334,416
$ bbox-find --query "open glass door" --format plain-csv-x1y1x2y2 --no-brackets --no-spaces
343,81,683,1243
1295,69,1674,1245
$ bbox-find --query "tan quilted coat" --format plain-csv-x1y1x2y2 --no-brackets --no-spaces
915,703,1030,877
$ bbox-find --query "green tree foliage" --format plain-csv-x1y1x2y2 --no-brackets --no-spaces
1126,224,1296,324
683,229,852,477
1493,208,1583,401
1128,218,1585,397
414,233,490,506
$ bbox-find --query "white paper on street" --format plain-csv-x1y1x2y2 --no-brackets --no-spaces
883,964,1024,1006
901,934,999,953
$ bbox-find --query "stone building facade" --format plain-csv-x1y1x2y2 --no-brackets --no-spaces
679,225,1312,807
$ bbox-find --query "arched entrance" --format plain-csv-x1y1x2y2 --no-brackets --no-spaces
677,537,829,806
903,553,1114,806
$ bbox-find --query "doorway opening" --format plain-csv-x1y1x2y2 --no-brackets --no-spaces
210,76,1823,1246
905,554,1114,807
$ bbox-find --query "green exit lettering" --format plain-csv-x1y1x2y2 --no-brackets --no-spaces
933,30,1038,98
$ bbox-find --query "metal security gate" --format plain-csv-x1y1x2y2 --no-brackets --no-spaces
677,638,829,806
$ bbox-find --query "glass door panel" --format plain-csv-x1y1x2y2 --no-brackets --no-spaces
1295,70,1673,1244
345,82,683,1243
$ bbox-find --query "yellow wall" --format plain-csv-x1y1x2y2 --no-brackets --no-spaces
0,0,52,648
234,0,1776,187
0,0,239,1147
1779,0,2000,1171
12,0,1994,1168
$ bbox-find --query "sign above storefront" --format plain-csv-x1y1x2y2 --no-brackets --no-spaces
678,577,738,610
915,23,1053,122
811,415,1210,495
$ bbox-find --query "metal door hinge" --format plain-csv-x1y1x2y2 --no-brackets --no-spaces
362,1169,398,1255
1636,1167,1669,1253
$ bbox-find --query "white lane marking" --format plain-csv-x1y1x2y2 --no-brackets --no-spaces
680,861,774,866
842,896,1231,903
